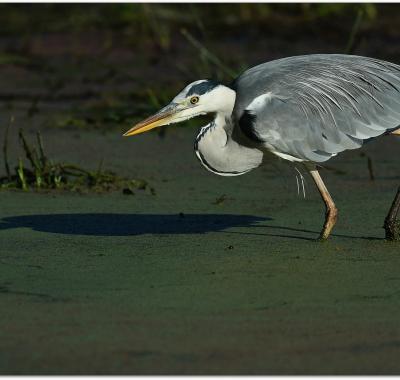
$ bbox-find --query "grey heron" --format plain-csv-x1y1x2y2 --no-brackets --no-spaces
124,54,400,241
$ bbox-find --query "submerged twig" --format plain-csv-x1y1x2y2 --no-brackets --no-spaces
359,152,375,181
213,194,228,205
367,156,375,181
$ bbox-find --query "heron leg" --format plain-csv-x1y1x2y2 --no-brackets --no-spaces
384,186,400,241
308,167,338,241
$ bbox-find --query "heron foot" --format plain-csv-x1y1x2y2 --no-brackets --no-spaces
384,219,400,241
384,187,400,242
317,207,338,241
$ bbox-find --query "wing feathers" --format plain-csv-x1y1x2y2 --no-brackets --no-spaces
233,54,400,162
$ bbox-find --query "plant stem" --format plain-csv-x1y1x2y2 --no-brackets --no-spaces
180,28,237,79
61,164,91,176
17,157,28,191
18,129,40,173
3,116,13,181
36,131,47,169
345,7,364,54
93,158,104,186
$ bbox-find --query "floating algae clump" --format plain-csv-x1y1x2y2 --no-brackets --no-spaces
1,124,153,195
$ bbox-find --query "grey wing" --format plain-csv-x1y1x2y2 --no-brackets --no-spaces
232,54,400,162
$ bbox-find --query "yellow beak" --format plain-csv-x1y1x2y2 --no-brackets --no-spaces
123,104,179,137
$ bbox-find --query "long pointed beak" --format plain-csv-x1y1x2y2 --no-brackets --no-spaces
123,103,180,137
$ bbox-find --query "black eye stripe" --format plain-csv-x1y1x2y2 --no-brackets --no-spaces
187,80,219,96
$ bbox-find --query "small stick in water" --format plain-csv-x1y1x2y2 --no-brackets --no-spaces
367,156,375,181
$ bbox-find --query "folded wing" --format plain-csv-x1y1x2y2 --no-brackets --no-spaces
232,54,400,162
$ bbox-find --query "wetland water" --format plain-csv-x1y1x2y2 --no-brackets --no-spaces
1,127,400,374
1,3,400,373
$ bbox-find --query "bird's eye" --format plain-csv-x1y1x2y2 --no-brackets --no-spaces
190,96,199,105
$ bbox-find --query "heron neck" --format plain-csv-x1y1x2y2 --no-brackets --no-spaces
193,86,263,176
214,111,232,131
209,85,236,126
194,115,263,177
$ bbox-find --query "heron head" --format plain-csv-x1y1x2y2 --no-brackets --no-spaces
123,80,235,137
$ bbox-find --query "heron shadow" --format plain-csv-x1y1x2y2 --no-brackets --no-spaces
0,214,381,241
0,213,270,237
240,224,383,241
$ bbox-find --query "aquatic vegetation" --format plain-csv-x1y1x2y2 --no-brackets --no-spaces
1,123,154,195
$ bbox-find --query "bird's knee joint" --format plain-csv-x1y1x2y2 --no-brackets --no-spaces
384,219,400,241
